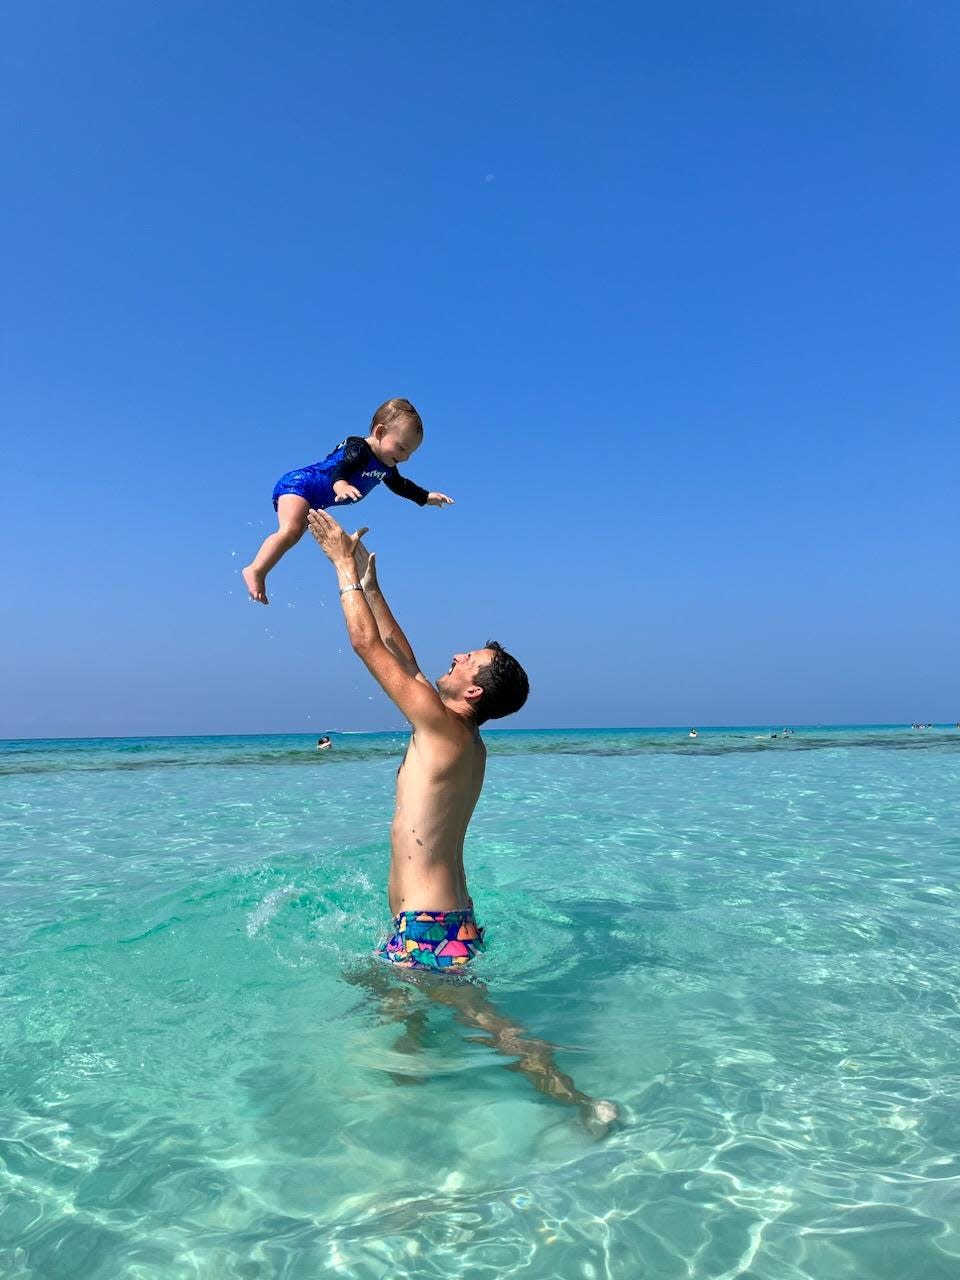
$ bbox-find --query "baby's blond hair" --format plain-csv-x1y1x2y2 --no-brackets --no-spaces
369,397,423,435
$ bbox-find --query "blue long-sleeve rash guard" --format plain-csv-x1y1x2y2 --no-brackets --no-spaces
272,437,430,511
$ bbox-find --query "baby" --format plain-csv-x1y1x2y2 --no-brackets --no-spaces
243,398,453,604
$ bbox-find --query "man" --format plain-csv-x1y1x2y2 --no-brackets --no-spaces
307,510,618,1132
307,509,527,969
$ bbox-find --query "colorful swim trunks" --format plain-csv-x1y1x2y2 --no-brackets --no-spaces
377,908,485,972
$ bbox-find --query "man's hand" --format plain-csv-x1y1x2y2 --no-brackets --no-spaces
426,492,455,508
307,509,369,570
333,480,362,503
353,537,380,595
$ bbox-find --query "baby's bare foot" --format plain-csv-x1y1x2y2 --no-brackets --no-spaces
242,565,269,604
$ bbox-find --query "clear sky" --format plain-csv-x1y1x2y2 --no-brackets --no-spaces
4,1,957,737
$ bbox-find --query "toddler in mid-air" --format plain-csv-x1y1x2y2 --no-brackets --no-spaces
242,398,453,604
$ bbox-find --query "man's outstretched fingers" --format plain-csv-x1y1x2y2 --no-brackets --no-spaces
306,508,340,549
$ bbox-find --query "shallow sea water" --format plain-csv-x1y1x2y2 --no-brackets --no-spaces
2,726,959,1279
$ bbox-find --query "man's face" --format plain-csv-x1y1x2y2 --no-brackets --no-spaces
377,421,422,467
436,648,495,697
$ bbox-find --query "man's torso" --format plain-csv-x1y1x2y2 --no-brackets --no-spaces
388,722,486,915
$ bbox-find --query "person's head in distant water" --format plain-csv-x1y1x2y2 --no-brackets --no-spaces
436,641,529,726
368,398,424,469
316,736,332,750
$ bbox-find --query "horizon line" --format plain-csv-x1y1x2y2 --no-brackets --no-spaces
3,721,958,746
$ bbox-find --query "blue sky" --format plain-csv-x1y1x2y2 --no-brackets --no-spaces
4,1,957,736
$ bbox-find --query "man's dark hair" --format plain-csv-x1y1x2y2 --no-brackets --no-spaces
472,641,529,725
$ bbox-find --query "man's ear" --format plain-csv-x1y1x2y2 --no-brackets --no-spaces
463,684,484,706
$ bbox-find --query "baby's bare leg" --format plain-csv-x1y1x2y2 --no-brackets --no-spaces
242,495,310,604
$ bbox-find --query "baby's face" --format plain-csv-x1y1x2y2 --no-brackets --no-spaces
377,421,422,467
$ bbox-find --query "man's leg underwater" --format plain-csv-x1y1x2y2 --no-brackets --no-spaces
423,976,619,1134
346,962,618,1133
342,964,432,1087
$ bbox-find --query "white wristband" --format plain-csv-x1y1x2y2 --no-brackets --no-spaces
339,583,363,597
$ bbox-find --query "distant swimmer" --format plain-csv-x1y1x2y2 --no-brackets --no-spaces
688,729,698,738
242,398,453,605
305,509,618,1134
316,736,332,751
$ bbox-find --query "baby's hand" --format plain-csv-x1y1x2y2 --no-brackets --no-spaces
426,492,455,508
333,480,362,503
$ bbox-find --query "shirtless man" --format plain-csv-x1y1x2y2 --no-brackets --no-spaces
307,509,618,1130
307,508,526,969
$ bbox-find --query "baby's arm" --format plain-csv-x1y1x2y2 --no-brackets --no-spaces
329,437,370,503
332,479,362,502
382,469,454,508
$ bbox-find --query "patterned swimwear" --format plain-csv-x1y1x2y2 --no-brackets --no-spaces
377,908,485,972
271,436,429,511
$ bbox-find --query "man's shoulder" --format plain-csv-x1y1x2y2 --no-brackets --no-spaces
440,713,486,761
413,707,482,750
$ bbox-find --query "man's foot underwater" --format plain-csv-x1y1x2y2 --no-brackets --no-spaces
582,1097,620,1137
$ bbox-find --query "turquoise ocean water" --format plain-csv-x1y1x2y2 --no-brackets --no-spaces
2,725,959,1279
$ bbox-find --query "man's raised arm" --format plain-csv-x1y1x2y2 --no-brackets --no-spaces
306,510,444,725
352,539,427,682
